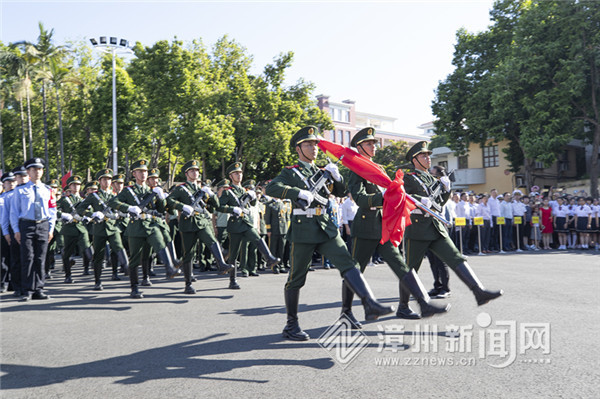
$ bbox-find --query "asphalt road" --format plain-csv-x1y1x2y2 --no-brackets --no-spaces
1,250,599,398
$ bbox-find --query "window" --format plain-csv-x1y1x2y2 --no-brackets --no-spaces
330,131,336,142
482,145,499,168
343,110,350,122
337,130,344,144
458,155,469,169
534,161,545,169
345,131,351,144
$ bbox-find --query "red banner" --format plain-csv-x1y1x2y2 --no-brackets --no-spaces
317,139,415,246
61,170,72,189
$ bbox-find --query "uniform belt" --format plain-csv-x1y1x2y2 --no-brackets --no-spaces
370,207,382,211
20,218,48,224
292,207,323,218
410,209,429,217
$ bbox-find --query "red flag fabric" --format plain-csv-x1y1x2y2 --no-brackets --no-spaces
61,170,72,189
317,139,415,246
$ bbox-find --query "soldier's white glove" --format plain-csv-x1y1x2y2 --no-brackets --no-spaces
440,176,451,191
152,186,166,200
324,163,342,182
92,211,104,221
181,204,194,216
61,213,73,222
128,206,142,217
247,190,257,200
298,190,314,206
201,186,214,197
232,207,243,216
421,197,433,208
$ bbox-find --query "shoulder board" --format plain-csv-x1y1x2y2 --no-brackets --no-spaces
178,183,186,186
285,165,299,169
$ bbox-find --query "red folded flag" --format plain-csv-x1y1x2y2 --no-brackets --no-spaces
317,139,415,246
61,170,72,189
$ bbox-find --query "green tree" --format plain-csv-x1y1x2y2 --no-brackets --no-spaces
373,140,411,178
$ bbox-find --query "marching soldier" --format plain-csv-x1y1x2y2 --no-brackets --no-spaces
75,169,130,290
403,141,503,308
266,126,394,341
0,172,16,292
2,166,29,297
44,179,61,279
218,162,280,290
214,179,231,251
108,160,181,298
167,160,234,294
239,179,260,277
265,196,291,274
342,128,447,326
56,175,94,283
9,158,57,301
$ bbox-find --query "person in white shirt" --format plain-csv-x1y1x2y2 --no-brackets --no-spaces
340,194,358,250
553,197,569,250
476,194,492,252
454,192,471,253
511,193,526,251
500,192,514,251
589,198,599,250
575,197,592,249
488,189,501,251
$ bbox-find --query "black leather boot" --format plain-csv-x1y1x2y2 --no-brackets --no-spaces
256,238,280,269
229,266,240,289
210,243,235,275
157,248,182,279
182,262,196,294
282,288,310,341
401,269,449,318
129,264,143,298
82,246,94,275
396,281,421,319
64,257,75,283
341,280,362,329
116,249,129,276
167,241,183,269
454,262,503,306
130,285,143,299
343,267,394,321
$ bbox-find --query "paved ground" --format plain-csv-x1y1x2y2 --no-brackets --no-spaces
1,250,599,398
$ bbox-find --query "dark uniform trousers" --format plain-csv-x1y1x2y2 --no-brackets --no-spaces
406,232,465,272
1,234,10,288
426,249,449,292
351,237,409,278
19,219,49,295
9,229,22,292
181,227,218,263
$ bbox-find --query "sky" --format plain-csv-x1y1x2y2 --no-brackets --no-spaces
0,0,496,134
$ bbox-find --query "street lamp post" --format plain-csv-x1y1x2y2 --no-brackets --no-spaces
90,36,133,173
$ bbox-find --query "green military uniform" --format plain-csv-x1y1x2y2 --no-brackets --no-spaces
215,179,231,250
75,169,129,290
167,160,233,294
265,197,291,273
108,160,181,298
218,163,279,289
403,141,503,307
238,180,260,276
44,179,61,278
56,175,93,283
265,126,394,341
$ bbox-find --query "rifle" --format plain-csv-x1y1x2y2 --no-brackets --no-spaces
128,191,163,220
406,193,453,227
295,155,344,211
429,169,456,212
185,189,209,218
66,196,93,225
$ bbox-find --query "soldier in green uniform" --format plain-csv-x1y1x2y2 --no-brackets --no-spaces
265,196,291,274
404,141,503,308
108,160,181,299
75,169,130,290
44,179,61,279
167,160,234,294
266,126,394,341
341,128,448,327
81,181,98,275
215,179,231,251
111,173,129,276
56,175,94,283
218,162,280,289
239,179,260,277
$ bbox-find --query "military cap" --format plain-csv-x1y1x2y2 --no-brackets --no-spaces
11,166,27,176
84,181,98,191
216,179,230,189
182,160,201,173
24,157,44,169
242,179,256,190
128,180,136,187
226,162,243,176
350,127,377,148
148,168,160,178
1,171,15,182
290,126,321,148
66,175,83,186
47,178,59,188
405,141,433,162
95,168,113,181
112,173,125,183
131,159,149,171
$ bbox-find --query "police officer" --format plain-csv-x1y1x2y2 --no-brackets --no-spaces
266,126,394,341
2,166,29,297
404,141,503,307
108,160,181,298
218,162,280,290
342,128,447,326
0,172,16,292
9,158,57,301
167,160,234,294
76,169,130,290
57,175,93,283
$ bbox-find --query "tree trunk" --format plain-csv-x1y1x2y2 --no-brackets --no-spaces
19,99,26,162
590,123,599,198
151,139,162,168
26,85,33,159
55,88,65,176
523,157,535,192
42,82,49,172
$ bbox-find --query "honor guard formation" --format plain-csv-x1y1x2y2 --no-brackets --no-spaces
1,127,598,340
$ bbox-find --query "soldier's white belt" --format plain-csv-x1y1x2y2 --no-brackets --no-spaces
411,209,430,217
293,207,323,217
